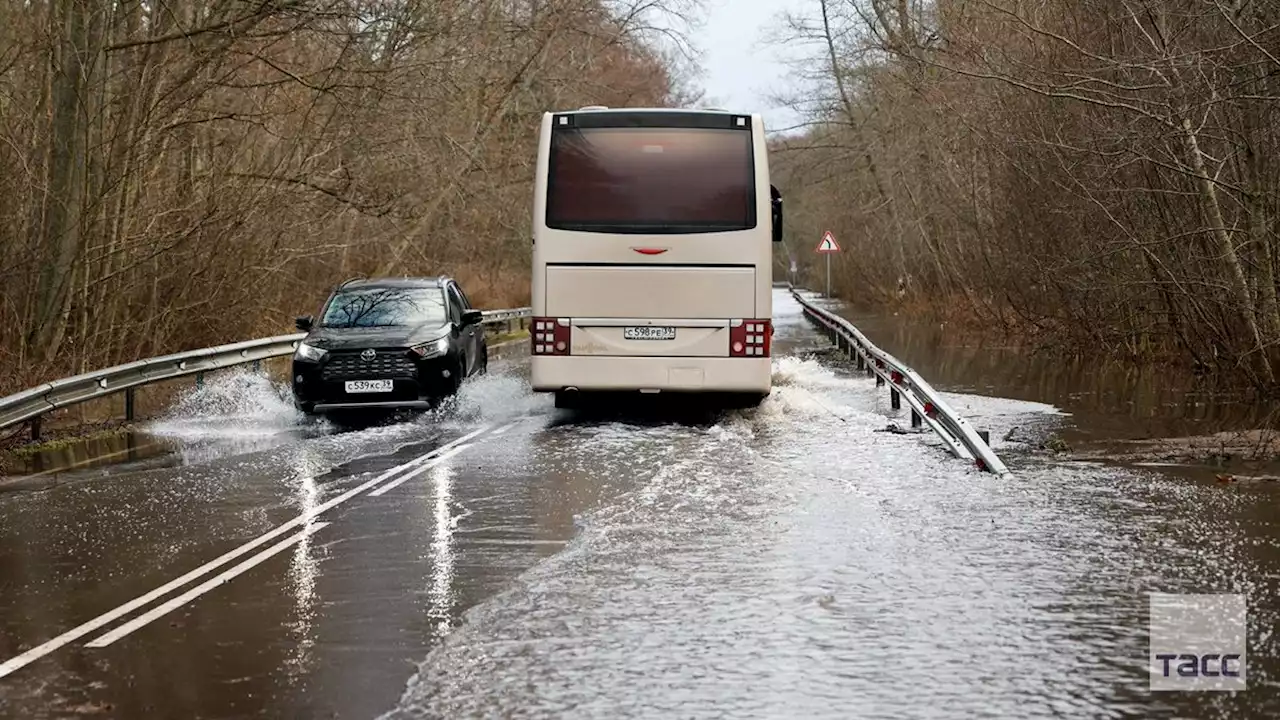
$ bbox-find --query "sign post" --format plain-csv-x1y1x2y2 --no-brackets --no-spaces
815,230,840,296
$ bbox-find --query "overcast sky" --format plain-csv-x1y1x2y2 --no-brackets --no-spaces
686,0,817,135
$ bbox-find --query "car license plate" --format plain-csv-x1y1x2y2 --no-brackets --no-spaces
623,326,676,341
345,379,393,393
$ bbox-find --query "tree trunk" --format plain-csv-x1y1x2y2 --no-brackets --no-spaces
31,0,94,365
1182,116,1273,384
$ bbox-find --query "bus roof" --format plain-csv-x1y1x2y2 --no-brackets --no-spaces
553,106,756,117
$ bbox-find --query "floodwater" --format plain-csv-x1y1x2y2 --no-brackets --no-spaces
820,299,1277,473
0,371,329,487
1,333,533,483
381,292,1280,719
0,290,1276,719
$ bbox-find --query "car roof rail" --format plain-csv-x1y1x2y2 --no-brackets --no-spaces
337,276,365,288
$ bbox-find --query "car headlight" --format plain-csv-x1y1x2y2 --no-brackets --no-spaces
295,342,327,362
410,336,450,359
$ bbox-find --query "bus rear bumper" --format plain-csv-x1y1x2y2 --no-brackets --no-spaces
531,356,772,394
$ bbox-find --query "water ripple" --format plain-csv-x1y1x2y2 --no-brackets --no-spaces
380,295,1279,720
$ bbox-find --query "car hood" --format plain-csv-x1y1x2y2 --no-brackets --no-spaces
302,323,450,350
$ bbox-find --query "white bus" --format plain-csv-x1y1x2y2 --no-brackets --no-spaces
529,106,783,409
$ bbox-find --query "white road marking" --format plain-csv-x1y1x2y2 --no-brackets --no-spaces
370,424,493,484
489,421,518,437
369,444,471,497
0,423,495,678
86,522,332,648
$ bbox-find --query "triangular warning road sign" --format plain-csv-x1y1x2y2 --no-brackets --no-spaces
815,230,840,253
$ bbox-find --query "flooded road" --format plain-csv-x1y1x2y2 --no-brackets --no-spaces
1,290,1278,718
825,299,1276,473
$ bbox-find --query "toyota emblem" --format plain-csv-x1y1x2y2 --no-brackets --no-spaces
361,349,376,361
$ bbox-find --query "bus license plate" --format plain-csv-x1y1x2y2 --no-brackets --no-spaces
624,326,676,341
345,379,393,393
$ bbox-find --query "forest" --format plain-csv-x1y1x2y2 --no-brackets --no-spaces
0,0,690,394
8,0,1280,396
773,0,1280,390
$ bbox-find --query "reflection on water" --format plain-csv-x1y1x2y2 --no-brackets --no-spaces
386,359,1280,720
825,301,1267,446
0,288,1276,718
285,445,325,680
2,430,175,480
427,460,457,638
381,291,1280,720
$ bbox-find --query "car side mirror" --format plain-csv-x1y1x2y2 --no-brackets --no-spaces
771,185,783,243
295,315,313,331
461,309,483,326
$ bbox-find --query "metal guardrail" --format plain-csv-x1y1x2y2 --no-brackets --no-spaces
789,288,1011,476
480,307,533,326
0,308,532,439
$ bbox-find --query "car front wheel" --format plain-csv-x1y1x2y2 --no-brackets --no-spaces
445,356,465,395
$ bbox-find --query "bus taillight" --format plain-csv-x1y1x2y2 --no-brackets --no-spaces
729,319,771,357
532,317,571,355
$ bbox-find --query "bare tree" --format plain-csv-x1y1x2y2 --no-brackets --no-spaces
0,0,695,393
771,0,1280,388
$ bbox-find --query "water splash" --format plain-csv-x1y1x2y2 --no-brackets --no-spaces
430,370,552,427
147,368,317,441
771,355,844,389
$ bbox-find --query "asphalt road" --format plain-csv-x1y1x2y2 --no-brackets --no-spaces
1,290,1277,719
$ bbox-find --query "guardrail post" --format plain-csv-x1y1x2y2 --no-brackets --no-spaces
788,286,1009,476
196,372,204,390
125,388,135,422
29,416,41,441
252,359,260,373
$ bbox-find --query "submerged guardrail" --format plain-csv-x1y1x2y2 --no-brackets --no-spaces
0,308,531,440
790,287,1010,476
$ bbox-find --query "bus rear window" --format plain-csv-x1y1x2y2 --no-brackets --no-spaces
546,127,756,233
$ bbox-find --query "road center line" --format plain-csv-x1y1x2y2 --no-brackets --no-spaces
489,421,518,436
0,422,494,679
369,444,471,497
86,522,332,648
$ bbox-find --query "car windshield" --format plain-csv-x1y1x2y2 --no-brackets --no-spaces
319,286,447,328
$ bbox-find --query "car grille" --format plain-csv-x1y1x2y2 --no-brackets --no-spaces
322,351,417,381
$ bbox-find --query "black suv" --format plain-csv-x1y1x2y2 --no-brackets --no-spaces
290,277,488,415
